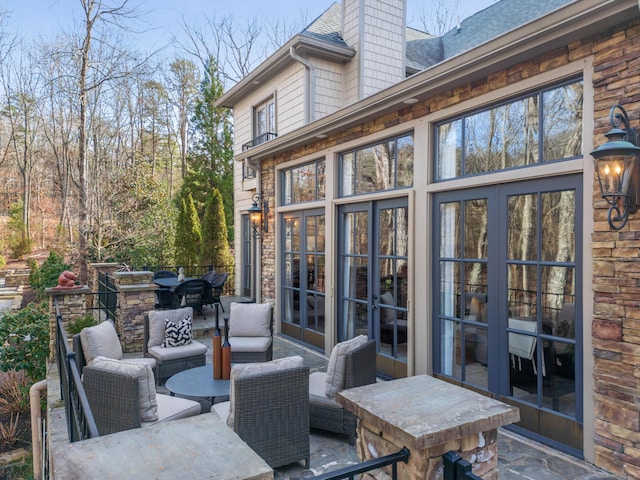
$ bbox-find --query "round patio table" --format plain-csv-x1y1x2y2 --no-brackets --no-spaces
165,365,230,404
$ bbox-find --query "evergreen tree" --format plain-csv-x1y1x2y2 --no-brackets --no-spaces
200,187,234,267
174,194,202,267
186,57,234,242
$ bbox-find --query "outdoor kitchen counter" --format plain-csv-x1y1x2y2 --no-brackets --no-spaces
336,374,520,479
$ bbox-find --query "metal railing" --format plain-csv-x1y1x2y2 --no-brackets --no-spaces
443,451,482,480
311,447,410,480
54,298,99,442
241,132,278,151
97,271,117,321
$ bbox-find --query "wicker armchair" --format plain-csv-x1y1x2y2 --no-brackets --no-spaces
143,307,207,384
212,362,310,469
309,339,377,444
83,363,201,436
73,320,156,374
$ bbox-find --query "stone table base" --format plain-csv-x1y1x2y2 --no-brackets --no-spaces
337,375,519,480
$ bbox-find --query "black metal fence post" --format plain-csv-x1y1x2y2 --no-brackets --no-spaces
442,451,483,480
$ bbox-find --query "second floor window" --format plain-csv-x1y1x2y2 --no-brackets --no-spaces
254,97,276,146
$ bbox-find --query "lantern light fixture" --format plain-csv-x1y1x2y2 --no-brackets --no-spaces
247,193,268,238
591,104,640,230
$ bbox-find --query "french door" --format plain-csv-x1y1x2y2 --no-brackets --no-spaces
433,174,582,454
280,210,326,350
338,198,408,378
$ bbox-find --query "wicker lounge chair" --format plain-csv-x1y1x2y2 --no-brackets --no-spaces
212,359,310,469
309,339,377,444
143,307,207,384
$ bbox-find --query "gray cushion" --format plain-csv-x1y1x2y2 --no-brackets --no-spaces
229,303,272,337
143,393,201,426
380,291,396,324
226,336,272,353
80,320,123,364
325,335,368,398
90,356,158,422
147,340,207,361
309,371,339,408
148,307,193,349
122,357,157,370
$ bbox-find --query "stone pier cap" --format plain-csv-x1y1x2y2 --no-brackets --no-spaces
336,375,520,450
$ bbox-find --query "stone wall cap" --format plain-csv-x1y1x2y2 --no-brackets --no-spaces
112,271,153,277
46,286,91,296
336,374,520,449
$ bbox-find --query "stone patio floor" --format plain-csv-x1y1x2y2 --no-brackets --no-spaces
172,300,619,480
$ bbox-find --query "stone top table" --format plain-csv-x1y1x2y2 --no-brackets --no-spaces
336,374,520,479
51,412,273,480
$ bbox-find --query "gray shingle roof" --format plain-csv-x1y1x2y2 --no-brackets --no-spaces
301,3,348,48
440,0,573,60
300,0,573,72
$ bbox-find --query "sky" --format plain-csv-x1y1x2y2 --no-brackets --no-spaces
4,0,497,56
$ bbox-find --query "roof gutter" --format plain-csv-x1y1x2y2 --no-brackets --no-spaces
217,35,354,108
289,46,314,124
236,0,637,163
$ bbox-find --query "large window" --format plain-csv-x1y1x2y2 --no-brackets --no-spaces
436,79,583,180
282,159,326,205
340,133,414,197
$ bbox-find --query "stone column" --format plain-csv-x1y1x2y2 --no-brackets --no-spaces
46,286,91,362
111,271,157,352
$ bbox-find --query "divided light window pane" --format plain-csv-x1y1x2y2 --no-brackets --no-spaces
282,159,326,206
339,133,414,197
436,79,583,181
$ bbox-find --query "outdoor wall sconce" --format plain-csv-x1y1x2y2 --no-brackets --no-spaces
591,104,640,230
248,193,269,238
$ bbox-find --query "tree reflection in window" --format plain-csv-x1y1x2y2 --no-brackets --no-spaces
436,79,582,180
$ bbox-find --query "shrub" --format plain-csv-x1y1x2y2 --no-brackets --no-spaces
0,302,49,382
29,251,72,300
0,371,30,416
66,314,97,336
0,414,23,449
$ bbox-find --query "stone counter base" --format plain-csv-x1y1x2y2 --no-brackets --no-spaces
356,420,499,479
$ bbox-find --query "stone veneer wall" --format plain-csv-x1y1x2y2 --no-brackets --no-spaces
110,271,156,353
46,286,91,362
590,18,640,480
254,16,640,478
